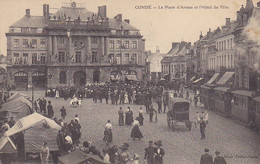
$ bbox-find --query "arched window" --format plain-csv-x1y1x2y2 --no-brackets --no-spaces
59,71,67,84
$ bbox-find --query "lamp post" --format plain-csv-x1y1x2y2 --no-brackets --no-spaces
120,25,123,72
67,29,71,86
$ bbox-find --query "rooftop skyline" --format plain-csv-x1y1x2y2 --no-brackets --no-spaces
0,0,258,54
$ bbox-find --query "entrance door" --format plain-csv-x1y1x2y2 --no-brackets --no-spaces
93,70,100,83
14,72,28,88
73,71,86,87
32,71,46,88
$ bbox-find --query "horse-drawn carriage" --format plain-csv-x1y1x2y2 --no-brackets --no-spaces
167,98,192,131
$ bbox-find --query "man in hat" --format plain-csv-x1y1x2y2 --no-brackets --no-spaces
199,117,207,139
200,148,213,164
47,101,54,118
144,141,155,164
213,151,226,164
154,140,165,164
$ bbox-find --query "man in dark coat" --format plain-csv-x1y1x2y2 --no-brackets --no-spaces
60,106,66,120
42,98,47,114
214,151,226,164
39,98,43,113
200,117,207,139
144,141,155,164
47,101,54,118
157,97,162,113
200,148,213,164
154,140,165,164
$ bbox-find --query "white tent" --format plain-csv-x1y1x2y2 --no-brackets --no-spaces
0,112,61,152
2,96,32,109
7,92,29,102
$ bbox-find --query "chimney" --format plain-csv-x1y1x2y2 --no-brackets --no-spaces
257,1,260,7
46,4,49,18
199,31,203,39
43,4,46,16
124,19,130,24
26,9,30,17
98,6,107,18
172,42,180,49
114,14,122,21
225,18,231,25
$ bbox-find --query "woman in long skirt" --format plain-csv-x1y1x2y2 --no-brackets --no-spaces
103,120,113,143
118,107,124,126
138,107,144,126
131,118,143,140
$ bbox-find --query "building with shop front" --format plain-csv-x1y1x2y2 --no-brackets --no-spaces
6,2,146,88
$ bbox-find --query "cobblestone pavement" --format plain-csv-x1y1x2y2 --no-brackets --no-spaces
18,90,260,164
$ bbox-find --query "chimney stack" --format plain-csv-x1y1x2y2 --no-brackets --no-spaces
26,9,30,17
225,18,231,25
43,4,46,16
46,4,49,18
114,14,122,21
98,6,107,18
124,19,130,24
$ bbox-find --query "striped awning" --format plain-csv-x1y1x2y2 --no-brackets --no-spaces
206,73,220,85
216,72,234,85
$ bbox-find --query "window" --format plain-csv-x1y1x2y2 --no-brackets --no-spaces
13,53,20,64
58,51,65,63
227,40,230,49
116,30,122,35
31,28,37,33
23,39,29,48
14,39,19,48
124,54,129,63
21,28,29,33
91,37,98,44
76,51,81,63
32,53,37,65
109,54,115,63
58,37,65,44
59,71,67,84
116,40,121,49
231,55,233,68
31,39,37,48
131,54,137,64
231,39,233,49
109,40,114,49
91,51,97,63
40,39,46,48
124,30,129,35
22,53,28,65
40,53,46,64
132,41,137,49
116,54,121,64
124,41,129,49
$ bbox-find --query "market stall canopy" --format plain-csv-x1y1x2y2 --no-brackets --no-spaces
2,96,32,109
216,72,235,85
0,103,33,122
126,74,138,81
0,137,16,154
59,149,106,164
24,126,59,153
193,78,203,83
0,113,61,152
206,73,220,85
7,92,29,102
231,90,254,97
253,97,260,103
214,87,230,93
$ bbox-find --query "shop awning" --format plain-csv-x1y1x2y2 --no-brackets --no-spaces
231,90,254,97
126,74,138,81
206,73,220,85
214,87,230,93
190,76,196,81
216,72,235,85
200,85,211,90
193,78,203,83
253,97,260,103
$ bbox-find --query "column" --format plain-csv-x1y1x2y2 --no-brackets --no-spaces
48,36,52,59
101,36,105,62
87,36,91,61
53,36,58,57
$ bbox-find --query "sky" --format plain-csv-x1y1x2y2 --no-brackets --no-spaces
0,0,259,54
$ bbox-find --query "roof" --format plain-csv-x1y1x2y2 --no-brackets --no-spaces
231,90,254,97
108,18,138,31
54,6,94,20
206,73,220,85
216,72,235,85
10,16,47,28
217,22,237,38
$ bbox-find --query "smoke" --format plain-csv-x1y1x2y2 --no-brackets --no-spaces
243,10,260,72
